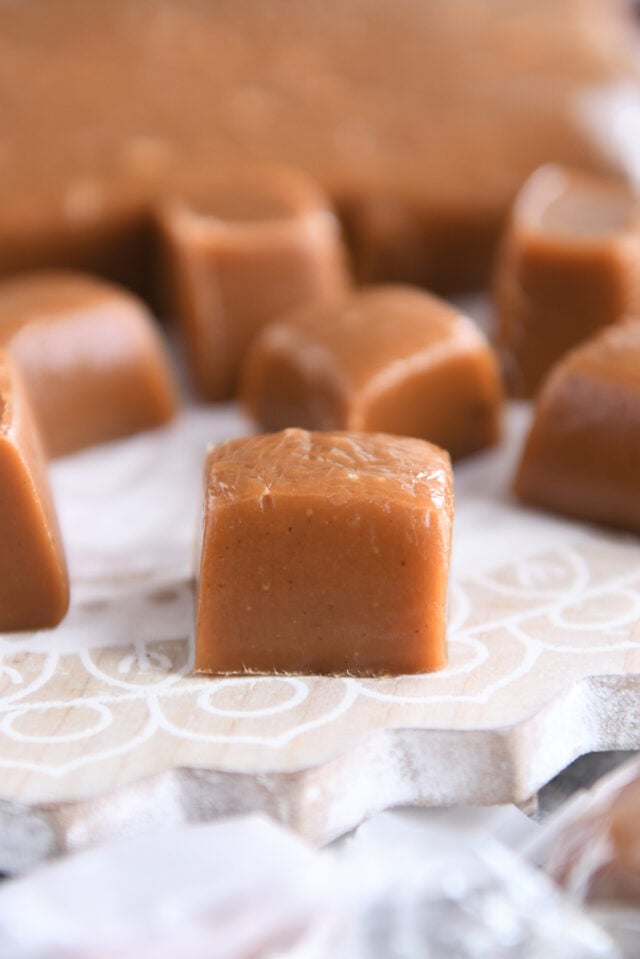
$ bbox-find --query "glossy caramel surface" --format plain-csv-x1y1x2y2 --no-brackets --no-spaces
158,168,349,401
0,272,179,457
196,428,453,675
242,286,502,459
0,353,69,630
495,165,640,397
515,320,640,531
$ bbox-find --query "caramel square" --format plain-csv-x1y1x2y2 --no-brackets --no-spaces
494,165,640,397
0,271,179,457
242,286,501,460
0,352,68,630
195,428,453,676
157,168,349,401
515,320,640,533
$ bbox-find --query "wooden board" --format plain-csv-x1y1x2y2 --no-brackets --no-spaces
1,403,639,869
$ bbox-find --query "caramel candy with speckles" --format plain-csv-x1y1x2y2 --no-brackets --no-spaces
241,286,502,460
157,168,350,401
195,428,453,675
494,165,640,397
0,352,69,630
0,271,179,458
515,320,640,532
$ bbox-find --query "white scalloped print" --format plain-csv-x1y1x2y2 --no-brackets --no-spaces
0,406,638,804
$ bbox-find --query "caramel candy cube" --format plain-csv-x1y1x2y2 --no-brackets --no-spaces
195,429,453,676
515,320,640,532
0,352,69,630
241,286,501,460
0,271,179,457
494,164,640,397
157,168,350,401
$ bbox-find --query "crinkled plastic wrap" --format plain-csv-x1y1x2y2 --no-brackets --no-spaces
542,756,640,905
0,815,333,959
0,807,619,959
329,812,616,959
530,756,640,959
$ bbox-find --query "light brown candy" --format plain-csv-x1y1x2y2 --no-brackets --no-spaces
195,428,453,676
549,763,640,905
157,168,349,401
494,165,640,397
0,351,69,631
241,286,502,460
0,0,635,295
515,320,640,532
0,271,179,458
